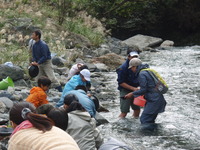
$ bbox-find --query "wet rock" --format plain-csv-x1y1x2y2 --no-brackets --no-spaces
96,112,109,126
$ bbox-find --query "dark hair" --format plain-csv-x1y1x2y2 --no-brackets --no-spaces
79,64,88,71
75,85,88,93
47,108,68,131
34,30,41,39
37,76,51,87
64,94,78,106
127,46,139,55
9,102,53,132
36,104,54,114
64,94,85,113
75,64,89,75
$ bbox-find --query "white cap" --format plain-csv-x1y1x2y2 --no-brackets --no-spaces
129,51,139,57
80,69,91,81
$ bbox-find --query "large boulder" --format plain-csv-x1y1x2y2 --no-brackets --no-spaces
0,64,24,81
122,34,163,51
160,40,174,47
91,53,125,71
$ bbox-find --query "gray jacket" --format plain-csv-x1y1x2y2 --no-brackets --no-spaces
66,110,103,150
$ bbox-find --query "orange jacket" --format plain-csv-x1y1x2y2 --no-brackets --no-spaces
26,87,49,108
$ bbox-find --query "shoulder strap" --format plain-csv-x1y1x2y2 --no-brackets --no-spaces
141,68,158,83
141,68,168,88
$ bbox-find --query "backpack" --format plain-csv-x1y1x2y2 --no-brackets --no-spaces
141,68,168,94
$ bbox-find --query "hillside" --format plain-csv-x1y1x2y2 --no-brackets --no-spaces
0,0,107,67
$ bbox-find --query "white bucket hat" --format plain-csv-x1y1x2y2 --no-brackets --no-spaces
80,69,91,81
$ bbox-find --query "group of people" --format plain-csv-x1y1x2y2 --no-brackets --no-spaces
116,47,167,125
6,66,102,150
2,30,102,150
1,30,167,149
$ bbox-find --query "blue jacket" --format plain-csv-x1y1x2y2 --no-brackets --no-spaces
32,40,51,64
64,89,96,117
116,59,139,90
56,75,86,107
133,64,167,114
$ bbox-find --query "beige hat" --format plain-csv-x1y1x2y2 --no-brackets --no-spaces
128,58,142,69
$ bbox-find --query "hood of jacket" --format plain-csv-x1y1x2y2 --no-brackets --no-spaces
30,87,44,94
69,110,92,122
135,63,150,76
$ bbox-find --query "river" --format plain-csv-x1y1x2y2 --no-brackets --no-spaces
97,46,200,150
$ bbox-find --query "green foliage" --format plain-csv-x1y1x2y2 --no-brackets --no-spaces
22,0,30,4
0,45,29,66
64,19,105,46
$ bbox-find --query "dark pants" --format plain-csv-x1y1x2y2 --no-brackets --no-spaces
140,113,158,124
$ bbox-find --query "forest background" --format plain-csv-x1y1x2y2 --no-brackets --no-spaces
1,0,200,66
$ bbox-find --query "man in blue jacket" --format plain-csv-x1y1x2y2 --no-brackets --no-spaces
116,47,141,118
31,30,62,92
125,58,166,125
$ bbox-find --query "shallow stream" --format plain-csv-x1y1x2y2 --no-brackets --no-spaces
97,46,200,150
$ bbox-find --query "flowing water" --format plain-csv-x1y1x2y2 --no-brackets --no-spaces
97,46,200,150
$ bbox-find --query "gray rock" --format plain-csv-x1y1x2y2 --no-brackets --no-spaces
94,63,109,72
0,102,7,113
122,34,163,51
0,113,9,120
52,57,65,67
97,44,111,56
0,97,13,109
10,93,23,101
95,112,109,126
0,91,12,99
13,79,29,87
85,63,97,72
0,64,24,81
160,40,174,47
53,66,68,75
19,89,30,99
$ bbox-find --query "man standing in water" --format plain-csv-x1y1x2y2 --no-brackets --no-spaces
116,47,140,118
31,30,62,92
